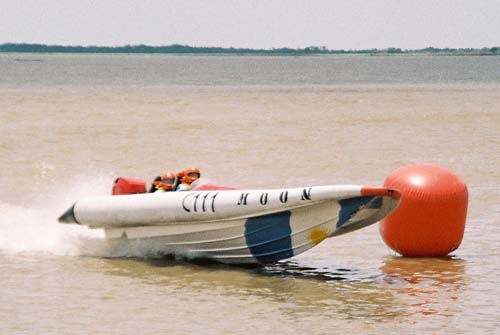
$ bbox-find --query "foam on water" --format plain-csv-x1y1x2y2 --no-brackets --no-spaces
0,174,110,256
0,201,101,255
0,173,159,258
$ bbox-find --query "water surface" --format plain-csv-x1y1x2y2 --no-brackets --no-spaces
1,54,499,334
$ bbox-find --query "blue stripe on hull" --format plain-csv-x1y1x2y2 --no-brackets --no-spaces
245,211,293,263
337,196,376,228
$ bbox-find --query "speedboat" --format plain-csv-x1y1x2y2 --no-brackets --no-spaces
58,177,401,264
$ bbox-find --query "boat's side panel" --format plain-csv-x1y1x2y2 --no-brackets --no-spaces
102,197,399,264
73,185,364,229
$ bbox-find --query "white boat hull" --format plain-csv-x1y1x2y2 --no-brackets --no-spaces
59,185,400,264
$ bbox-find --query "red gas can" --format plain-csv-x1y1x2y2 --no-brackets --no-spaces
112,177,147,195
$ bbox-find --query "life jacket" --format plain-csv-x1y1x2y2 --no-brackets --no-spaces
176,183,191,191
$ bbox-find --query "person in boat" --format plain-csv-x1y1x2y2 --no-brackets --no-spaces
173,170,185,190
176,167,201,191
149,172,176,193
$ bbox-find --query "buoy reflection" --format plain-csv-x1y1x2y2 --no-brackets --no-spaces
380,256,466,317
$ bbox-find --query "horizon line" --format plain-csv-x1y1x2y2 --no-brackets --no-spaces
1,43,499,55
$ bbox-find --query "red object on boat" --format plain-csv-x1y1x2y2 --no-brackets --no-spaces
193,184,239,191
112,177,147,195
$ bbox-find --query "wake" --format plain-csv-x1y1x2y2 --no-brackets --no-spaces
0,174,111,257
0,175,133,258
0,201,102,255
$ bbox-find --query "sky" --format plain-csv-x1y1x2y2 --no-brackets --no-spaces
1,0,499,50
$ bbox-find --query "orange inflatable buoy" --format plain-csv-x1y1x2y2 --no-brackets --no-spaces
379,164,468,257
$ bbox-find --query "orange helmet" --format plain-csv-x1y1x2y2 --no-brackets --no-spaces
182,167,201,184
153,172,176,191
161,172,176,184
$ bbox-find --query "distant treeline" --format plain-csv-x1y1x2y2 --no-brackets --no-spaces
1,43,499,55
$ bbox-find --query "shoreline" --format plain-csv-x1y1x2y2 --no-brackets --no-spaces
0,51,500,58
1,43,499,57
1,51,499,57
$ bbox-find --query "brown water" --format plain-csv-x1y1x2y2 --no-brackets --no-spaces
1,54,499,334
